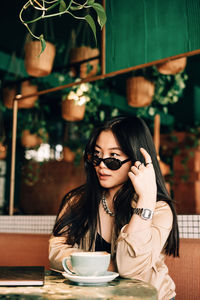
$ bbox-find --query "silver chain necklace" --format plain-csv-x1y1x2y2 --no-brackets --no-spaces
101,193,115,217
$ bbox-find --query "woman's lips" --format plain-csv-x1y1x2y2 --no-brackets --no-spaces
98,173,111,180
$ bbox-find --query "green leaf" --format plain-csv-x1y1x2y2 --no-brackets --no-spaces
59,0,67,13
85,15,97,44
38,35,46,56
86,0,95,5
91,3,107,29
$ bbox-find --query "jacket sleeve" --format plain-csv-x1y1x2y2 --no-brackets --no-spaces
116,201,173,278
49,235,82,271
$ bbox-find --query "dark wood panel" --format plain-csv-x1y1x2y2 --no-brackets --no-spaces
20,161,85,215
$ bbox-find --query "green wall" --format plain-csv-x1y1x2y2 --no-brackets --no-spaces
106,0,200,73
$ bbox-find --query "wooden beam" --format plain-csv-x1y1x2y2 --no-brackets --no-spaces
14,49,200,102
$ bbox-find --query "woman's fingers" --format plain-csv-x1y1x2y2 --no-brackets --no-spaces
140,148,153,165
129,150,157,200
135,161,144,169
130,149,153,177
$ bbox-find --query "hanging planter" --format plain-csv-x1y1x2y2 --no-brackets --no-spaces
156,57,187,75
126,76,155,107
21,129,49,148
0,143,7,160
62,97,86,121
61,82,91,121
70,46,99,79
19,1,106,56
24,41,56,77
19,80,38,108
3,81,38,109
21,130,40,148
3,86,16,109
62,146,75,162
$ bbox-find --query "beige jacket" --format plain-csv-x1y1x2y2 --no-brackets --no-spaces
49,200,176,300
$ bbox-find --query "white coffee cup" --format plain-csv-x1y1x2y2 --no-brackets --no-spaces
62,251,110,277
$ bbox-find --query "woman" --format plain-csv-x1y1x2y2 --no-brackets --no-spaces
49,115,179,300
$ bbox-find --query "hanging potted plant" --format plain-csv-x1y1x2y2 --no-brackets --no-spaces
126,76,155,107
0,142,7,160
69,18,100,79
152,67,188,105
19,110,49,148
24,40,56,77
70,45,100,79
0,104,7,160
19,0,106,55
126,66,188,111
3,80,38,109
62,80,120,164
156,57,187,75
62,80,92,121
62,122,83,163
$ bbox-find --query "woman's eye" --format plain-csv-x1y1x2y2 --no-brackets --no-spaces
94,150,100,156
110,152,119,157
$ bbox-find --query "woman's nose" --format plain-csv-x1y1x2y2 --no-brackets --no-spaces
99,160,106,168
99,158,108,168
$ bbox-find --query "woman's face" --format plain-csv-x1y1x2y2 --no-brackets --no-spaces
94,130,132,193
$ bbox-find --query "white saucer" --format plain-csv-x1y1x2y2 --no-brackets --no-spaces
62,271,119,285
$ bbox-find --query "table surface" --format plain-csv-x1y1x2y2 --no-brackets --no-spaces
0,271,158,300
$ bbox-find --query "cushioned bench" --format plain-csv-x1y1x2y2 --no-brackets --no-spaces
0,234,199,299
0,233,50,269
165,238,200,300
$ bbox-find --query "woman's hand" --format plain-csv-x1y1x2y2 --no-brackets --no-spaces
128,148,157,203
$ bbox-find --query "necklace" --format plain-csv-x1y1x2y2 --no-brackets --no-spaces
101,193,115,217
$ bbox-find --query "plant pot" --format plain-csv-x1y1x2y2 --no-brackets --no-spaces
0,143,7,160
156,57,187,75
3,86,16,109
63,146,75,162
21,129,49,148
24,41,56,77
18,81,38,108
3,81,38,109
70,46,99,79
21,130,40,148
126,76,155,107
62,98,86,121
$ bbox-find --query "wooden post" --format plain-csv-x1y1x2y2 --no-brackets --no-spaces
154,114,160,155
9,99,18,215
101,0,106,75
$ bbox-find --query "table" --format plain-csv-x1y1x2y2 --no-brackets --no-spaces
0,271,158,300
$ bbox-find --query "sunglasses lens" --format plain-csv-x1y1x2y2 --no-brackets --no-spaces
89,155,123,170
104,158,121,170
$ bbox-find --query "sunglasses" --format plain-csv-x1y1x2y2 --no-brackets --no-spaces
87,154,131,170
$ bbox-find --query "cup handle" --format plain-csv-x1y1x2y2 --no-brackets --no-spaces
62,257,76,275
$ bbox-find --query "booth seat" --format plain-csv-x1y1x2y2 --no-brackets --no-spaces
0,233,50,269
165,238,200,300
0,234,199,299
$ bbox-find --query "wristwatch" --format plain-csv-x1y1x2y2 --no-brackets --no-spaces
133,208,154,220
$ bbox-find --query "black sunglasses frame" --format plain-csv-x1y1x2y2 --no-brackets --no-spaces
87,154,131,170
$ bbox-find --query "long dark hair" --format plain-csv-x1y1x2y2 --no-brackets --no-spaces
53,115,179,257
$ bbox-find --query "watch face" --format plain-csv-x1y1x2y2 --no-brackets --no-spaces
142,209,153,219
